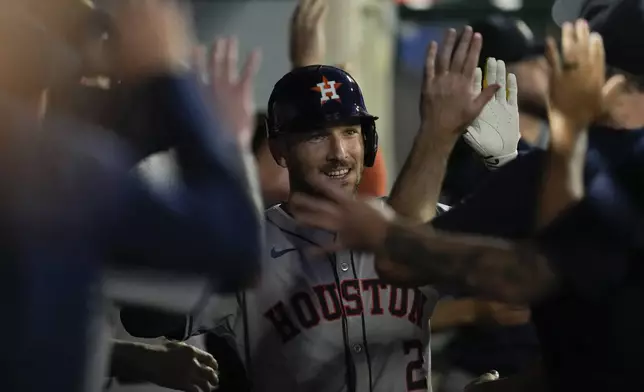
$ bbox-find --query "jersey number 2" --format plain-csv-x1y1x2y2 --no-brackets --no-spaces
403,339,427,391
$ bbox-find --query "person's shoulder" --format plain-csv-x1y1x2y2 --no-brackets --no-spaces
263,204,297,242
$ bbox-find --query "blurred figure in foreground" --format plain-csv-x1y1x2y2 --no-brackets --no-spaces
288,19,641,392
0,1,263,391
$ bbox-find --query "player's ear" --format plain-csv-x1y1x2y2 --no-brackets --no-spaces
268,137,288,168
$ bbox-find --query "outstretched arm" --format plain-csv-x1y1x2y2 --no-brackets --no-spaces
290,176,556,304
375,222,556,303
388,27,499,223
109,75,262,293
106,3,264,293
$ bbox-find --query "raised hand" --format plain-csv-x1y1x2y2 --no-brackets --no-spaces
464,59,520,168
420,27,500,144
537,19,625,229
545,19,625,134
289,0,328,68
289,177,390,254
209,37,262,150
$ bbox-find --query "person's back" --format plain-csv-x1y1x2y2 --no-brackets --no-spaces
1,3,265,391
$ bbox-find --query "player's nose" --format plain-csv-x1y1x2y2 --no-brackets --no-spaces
326,133,349,161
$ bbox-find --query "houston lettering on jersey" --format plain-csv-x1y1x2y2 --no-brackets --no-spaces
263,278,428,343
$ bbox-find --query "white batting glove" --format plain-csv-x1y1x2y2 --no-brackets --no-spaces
464,58,520,169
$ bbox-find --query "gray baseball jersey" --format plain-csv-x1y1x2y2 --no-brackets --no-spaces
187,201,440,392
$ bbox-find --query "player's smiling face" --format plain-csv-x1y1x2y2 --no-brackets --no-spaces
279,124,365,195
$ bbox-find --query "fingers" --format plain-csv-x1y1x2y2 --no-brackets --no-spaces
561,21,575,62
450,26,473,73
192,45,208,83
308,0,327,27
507,73,518,106
191,346,218,391
293,0,326,30
293,0,309,22
193,349,219,372
495,60,507,101
602,74,627,107
438,26,481,77
240,49,262,89
437,28,457,74
211,38,226,82
423,41,438,83
210,37,260,92
589,32,605,72
472,67,482,95
194,361,219,388
575,19,590,46
224,37,239,82
561,19,596,67
463,32,483,79
484,58,497,88
544,37,562,74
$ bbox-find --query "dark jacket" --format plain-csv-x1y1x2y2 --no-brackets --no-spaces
434,125,644,391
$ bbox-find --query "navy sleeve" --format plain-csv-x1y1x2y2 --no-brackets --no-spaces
433,150,545,238
539,130,644,298
441,138,537,205
441,137,489,204
536,173,639,298
109,75,262,294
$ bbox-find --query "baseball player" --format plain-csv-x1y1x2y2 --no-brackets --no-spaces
120,23,525,391
182,64,439,392
162,57,517,392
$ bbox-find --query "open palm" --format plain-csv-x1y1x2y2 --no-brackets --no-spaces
208,37,262,150
420,27,500,142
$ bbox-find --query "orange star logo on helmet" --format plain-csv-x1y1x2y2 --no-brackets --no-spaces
311,76,343,105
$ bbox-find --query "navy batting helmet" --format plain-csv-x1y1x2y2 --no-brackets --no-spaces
266,65,379,167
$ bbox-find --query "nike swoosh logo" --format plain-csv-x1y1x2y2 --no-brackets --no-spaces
271,248,297,258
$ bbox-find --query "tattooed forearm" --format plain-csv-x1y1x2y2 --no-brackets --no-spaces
381,224,476,285
376,223,557,303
